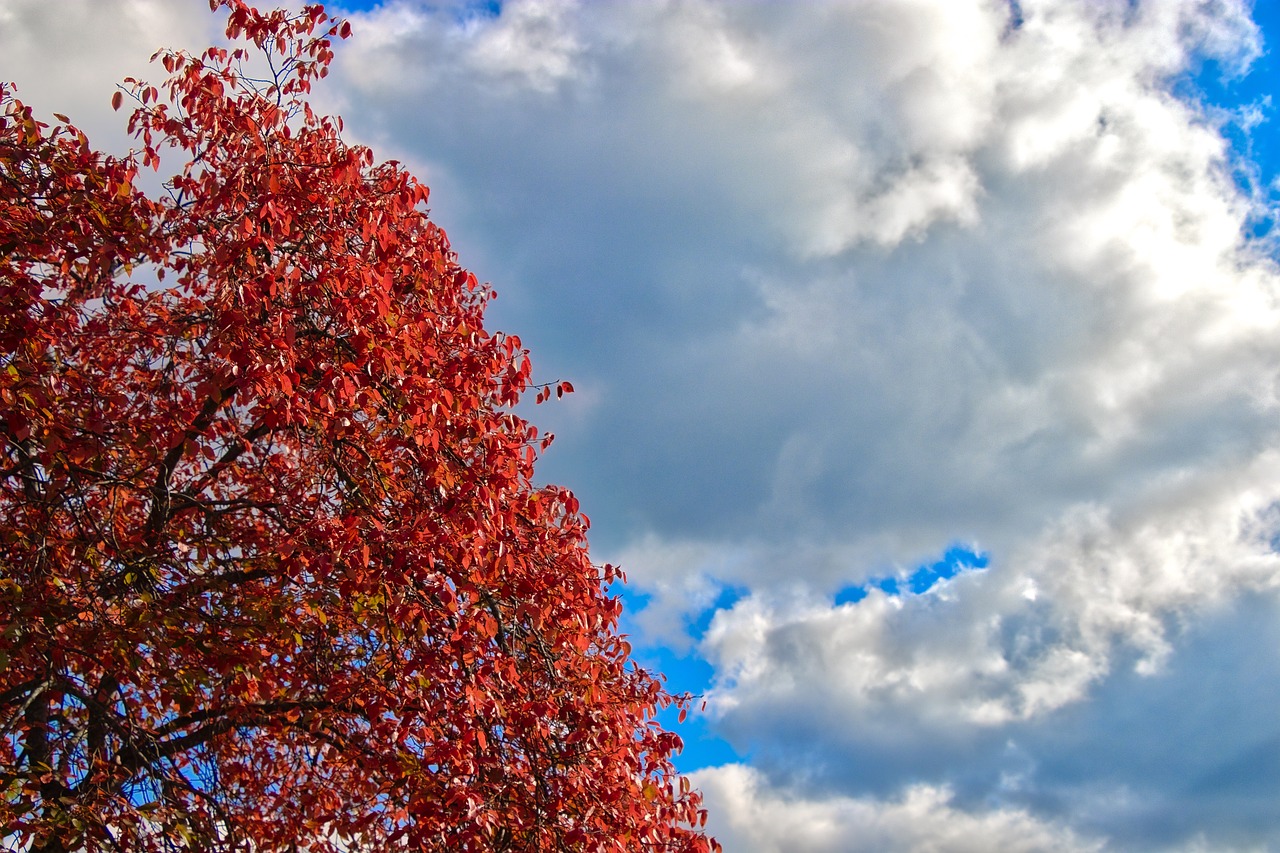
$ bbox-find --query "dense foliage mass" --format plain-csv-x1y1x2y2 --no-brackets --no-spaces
0,3,714,850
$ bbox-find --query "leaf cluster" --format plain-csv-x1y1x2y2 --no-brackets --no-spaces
0,3,716,851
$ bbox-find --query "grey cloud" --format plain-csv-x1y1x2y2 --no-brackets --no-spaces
691,763,1106,853
0,0,222,155
696,594,1280,851
329,0,1280,563
320,6,1280,844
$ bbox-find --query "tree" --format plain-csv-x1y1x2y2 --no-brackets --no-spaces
0,3,716,850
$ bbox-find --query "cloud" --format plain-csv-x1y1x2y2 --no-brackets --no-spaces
691,763,1104,853
694,594,1280,851
0,0,221,153
703,451,1280,733
331,0,1276,549
328,0,582,96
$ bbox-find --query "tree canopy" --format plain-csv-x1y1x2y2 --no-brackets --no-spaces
0,2,715,850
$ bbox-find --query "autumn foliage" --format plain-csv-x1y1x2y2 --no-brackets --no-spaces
0,2,715,850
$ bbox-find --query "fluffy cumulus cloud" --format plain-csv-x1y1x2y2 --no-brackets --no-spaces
691,764,1105,853
9,0,1280,848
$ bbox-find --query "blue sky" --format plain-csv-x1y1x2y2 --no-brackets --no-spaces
7,0,1280,849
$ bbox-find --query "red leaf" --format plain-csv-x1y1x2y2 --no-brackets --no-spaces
0,6,714,850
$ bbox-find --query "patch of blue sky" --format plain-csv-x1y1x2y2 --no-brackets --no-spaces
834,544,989,606
612,582,747,772
333,0,501,21
1174,3,1280,240
613,582,747,645
470,0,501,18
647,649,745,774
690,584,748,638
1004,0,1024,31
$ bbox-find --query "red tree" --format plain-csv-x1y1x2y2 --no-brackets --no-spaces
0,3,715,851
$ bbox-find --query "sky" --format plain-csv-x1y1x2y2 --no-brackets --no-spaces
6,0,1280,849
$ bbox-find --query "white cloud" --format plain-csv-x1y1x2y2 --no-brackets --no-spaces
692,764,1104,853
323,0,585,104
462,0,581,92
700,451,1280,733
